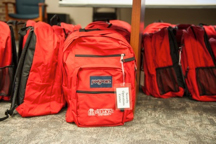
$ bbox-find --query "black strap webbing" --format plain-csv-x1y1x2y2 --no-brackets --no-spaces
0,27,34,122
9,26,18,70
0,106,16,121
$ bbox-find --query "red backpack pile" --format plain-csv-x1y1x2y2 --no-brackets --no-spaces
142,21,216,101
62,20,136,127
1,19,137,127
0,21,17,101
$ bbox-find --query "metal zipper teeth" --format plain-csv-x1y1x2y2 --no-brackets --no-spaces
76,90,116,94
75,54,125,57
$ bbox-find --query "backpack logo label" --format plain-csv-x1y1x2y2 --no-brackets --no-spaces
90,76,112,88
88,108,114,116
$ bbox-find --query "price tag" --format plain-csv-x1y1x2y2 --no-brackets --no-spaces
115,83,132,109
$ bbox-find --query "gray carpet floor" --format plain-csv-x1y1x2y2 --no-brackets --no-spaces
0,92,216,144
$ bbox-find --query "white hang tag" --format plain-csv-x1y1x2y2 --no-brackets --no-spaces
115,83,131,109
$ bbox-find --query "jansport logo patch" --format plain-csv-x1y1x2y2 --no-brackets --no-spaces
90,76,112,88
88,108,114,116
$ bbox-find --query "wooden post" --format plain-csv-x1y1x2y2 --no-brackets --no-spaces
130,0,145,102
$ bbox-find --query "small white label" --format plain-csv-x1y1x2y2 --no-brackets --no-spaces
116,87,130,109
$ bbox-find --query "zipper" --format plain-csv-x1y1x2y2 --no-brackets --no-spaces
178,45,182,66
75,54,125,57
79,28,101,32
121,57,135,63
76,90,115,94
0,65,14,69
181,33,190,79
75,54,135,64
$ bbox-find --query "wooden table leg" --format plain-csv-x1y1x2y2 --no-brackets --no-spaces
130,0,145,103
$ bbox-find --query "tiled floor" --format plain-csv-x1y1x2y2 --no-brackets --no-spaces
0,92,216,144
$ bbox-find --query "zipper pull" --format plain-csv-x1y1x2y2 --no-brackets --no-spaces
120,54,124,63
178,45,183,66
120,54,125,86
134,62,137,71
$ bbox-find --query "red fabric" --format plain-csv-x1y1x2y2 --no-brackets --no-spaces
181,26,216,101
60,22,81,34
209,37,216,58
142,27,184,98
175,24,191,47
63,29,136,127
16,22,66,117
85,20,131,43
0,21,13,101
203,25,216,39
143,22,175,34
0,22,12,74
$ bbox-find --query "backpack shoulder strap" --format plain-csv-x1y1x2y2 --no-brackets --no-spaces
0,26,34,121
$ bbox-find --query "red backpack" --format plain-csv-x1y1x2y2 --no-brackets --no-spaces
142,26,186,98
85,20,131,43
2,22,66,119
0,21,17,101
62,29,136,127
181,26,216,101
143,22,175,34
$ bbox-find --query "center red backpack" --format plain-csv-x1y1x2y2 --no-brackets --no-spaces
62,29,136,127
0,21,17,101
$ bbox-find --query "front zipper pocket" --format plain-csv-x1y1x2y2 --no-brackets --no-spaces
76,91,124,126
72,66,125,126
74,54,126,69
